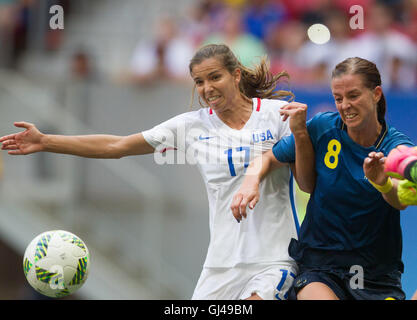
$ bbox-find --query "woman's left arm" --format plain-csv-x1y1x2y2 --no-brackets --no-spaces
363,152,407,210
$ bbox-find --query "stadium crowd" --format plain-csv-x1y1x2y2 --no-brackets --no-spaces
1,0,417,301
0,0,69,68
127,0,417,89
0,0,416,89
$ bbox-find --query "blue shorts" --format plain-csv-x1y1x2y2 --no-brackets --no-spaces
288,267,405,300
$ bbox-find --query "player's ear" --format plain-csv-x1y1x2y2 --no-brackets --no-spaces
233,68,241,86
373,86,382,104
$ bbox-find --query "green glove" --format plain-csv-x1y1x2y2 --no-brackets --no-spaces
398,179,417,205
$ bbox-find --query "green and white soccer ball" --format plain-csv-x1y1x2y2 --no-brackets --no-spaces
23,230,90,298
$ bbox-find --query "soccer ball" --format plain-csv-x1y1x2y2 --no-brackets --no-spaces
23,230,90,298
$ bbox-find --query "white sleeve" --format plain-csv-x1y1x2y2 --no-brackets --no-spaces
141,113,190,152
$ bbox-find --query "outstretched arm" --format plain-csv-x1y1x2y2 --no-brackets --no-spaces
0,121,155,159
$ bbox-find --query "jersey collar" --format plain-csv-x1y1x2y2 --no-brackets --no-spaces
208,98,261,131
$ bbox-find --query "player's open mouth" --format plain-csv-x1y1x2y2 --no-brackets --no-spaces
207,95,221,103
345,113,357,120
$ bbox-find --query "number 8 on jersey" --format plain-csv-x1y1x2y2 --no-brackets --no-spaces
324,139,342,169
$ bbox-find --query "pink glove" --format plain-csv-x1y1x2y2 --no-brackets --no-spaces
384,145,417,179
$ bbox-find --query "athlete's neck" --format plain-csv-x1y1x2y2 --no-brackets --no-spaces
347,120,382,147
216,96,253,130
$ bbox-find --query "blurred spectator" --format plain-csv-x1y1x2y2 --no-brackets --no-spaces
298,0,334,25
58,47,100,121
63,48,98,114
0,0,16,67
279,0,373,21
332,0,374,13
267,21,321,86
70,49,97,82
183,5,210,47
0,0,35,68
0,0,69,68
202,7,267,67
288,9,358,85
348,2,417,89
200,0,230,34
377,0,407,23
242,0,288,41
279,0,330,21
398,0,417,43
61,49,97,202
10,0,34,67
127,16,194,85
44,0,69,51
223,0,247,8
182,0,225,47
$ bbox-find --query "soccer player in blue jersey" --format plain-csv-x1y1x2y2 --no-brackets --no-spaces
232,57,415,300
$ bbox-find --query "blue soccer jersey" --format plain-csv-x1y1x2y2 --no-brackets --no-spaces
272,111,415,276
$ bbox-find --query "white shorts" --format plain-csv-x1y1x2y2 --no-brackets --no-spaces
191,262,297,300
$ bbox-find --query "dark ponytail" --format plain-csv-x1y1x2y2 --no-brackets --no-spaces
377,92,386,124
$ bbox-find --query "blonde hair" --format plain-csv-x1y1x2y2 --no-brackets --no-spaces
189,44,294,108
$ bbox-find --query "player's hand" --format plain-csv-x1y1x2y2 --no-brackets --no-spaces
279,102,308,136
364,151,387,185
231,175,260,222
0,122,44,155
384,145,417,179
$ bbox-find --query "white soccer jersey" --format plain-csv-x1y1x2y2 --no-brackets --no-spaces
142,98,299,268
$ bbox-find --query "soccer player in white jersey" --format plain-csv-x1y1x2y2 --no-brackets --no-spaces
0,44,308,300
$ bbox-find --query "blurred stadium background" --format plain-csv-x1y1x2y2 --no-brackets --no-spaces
0,0,416,299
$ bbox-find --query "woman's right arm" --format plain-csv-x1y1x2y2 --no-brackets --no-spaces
279,103,316,193
0,121,155,158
